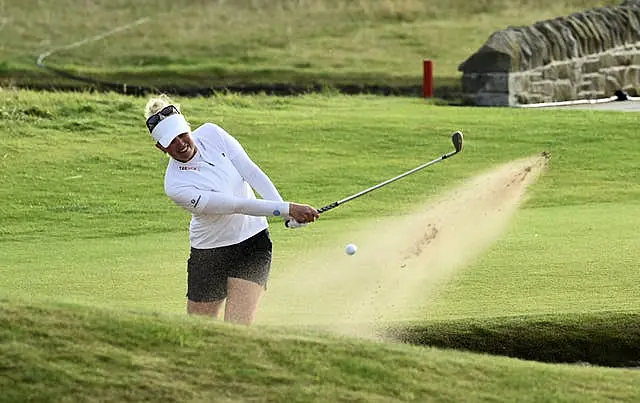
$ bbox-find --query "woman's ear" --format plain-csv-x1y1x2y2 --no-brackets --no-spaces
155,143,167,152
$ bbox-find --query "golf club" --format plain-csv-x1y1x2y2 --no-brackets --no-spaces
286,130,464,228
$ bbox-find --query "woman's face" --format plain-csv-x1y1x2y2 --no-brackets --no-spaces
157,132,196,162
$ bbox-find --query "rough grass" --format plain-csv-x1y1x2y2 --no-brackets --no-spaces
2,298,640,403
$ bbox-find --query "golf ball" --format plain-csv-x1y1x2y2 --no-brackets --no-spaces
345,243,358,255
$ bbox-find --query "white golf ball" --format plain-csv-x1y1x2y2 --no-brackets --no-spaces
345,243,357,255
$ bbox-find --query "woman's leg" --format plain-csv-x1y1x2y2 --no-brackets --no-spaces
224,278,265,325
186,246,228,319
187,299,225,319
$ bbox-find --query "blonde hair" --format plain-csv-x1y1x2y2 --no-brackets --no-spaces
144,94,181,119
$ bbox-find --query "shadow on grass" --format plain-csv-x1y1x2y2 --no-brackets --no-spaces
385,312,640,368
1,68,464,104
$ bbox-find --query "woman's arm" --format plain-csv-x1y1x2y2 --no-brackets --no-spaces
167,186,290,217
217,126,285,201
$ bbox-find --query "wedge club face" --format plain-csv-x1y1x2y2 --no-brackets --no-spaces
452,131,464,153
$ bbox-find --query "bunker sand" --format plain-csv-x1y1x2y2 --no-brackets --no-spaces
258,153,550,339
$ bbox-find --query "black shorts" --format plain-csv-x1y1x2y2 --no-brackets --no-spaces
186,229,272,302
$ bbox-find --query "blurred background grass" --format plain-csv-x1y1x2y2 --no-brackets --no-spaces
0,0,620,93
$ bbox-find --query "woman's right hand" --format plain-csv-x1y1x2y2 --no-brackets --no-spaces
288,203,320,224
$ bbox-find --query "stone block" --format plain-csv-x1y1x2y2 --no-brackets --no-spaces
612,50,634,65
534,20,569,62
569,63,583,83
624,65,640,87
578,82,595,93
521,26,552,67
581,73,606,91
555,61,581,81
542,65,559,80
605,74,622,95
582,57,602,73
576,90,593,99
516,93,551,105
574,14,605,54
461,73,510,93
473,92,511,107
461,74,484,94
527,70,544,81
621,1,640,7
565,16,592,56
553,80,577,100
622,84,639,96
530,80,555,96
458,30,519,73
485,73,509,92
600,8,626,48
599,52,616,68
602,66,627,88
509,73,530,94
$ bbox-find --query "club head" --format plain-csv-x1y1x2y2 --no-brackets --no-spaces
451,131,464,153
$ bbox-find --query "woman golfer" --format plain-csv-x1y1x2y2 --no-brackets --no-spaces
144,95,319,325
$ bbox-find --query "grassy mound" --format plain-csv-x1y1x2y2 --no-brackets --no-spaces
2,298,640,402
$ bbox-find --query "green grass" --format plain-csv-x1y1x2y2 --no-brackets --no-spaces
425,204,640,320
0,0,620,93
1,89,639,311
2,89,640,401
2,299,640,403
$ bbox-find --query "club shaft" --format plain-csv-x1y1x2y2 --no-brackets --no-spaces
317,149,457,213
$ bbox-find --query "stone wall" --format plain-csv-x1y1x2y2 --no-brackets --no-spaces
459,1,640,106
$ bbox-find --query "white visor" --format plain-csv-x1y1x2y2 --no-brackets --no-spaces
151,114,191,147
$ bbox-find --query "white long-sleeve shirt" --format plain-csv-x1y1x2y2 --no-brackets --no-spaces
164,123,289,248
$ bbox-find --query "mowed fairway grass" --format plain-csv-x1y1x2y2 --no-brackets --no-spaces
1,0,620,91
1,89,640,401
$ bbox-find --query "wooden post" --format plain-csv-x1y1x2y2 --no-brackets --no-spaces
423,59,434,98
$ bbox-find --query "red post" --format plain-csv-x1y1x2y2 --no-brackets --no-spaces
423,59,433,98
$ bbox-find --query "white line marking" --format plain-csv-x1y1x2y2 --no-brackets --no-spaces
36,17,151,67
515,95,620,108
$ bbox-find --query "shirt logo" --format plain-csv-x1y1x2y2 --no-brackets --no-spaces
179,166,199,171
273,209,281,216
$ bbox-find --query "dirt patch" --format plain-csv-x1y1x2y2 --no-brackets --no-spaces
258,153,550,339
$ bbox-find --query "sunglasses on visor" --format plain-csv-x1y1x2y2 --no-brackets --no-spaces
145,105,181,133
